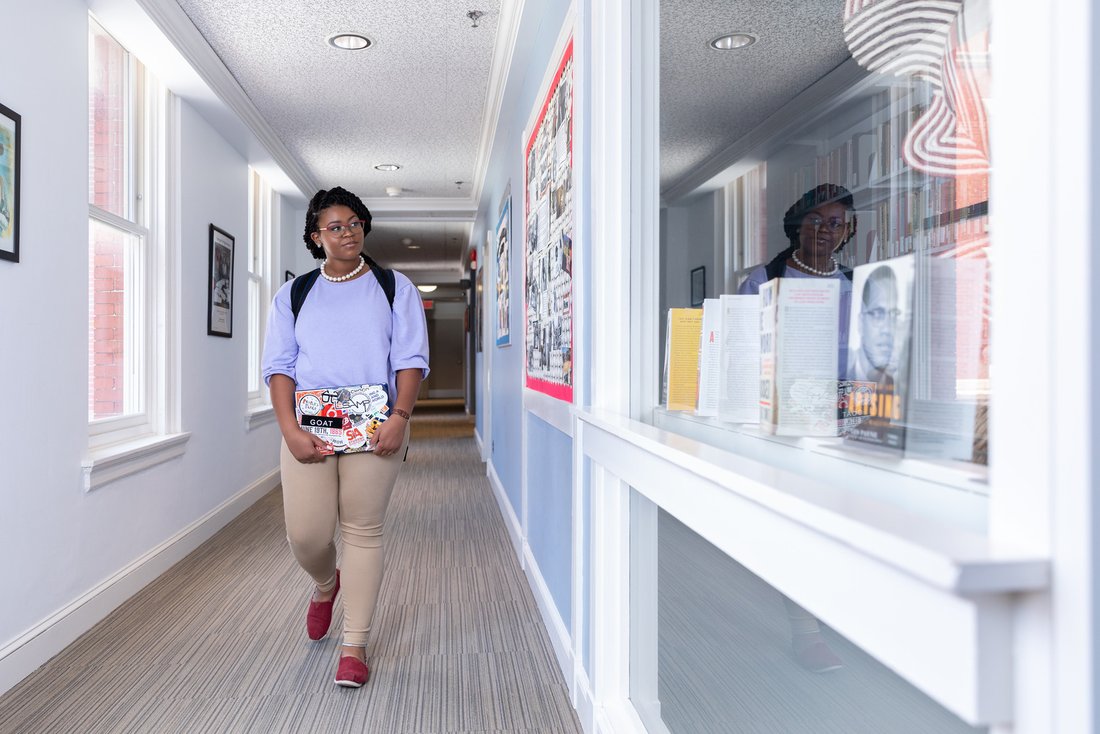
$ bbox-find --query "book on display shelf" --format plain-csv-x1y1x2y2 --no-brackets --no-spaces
843,255,915,450
717,294,761,424
759,277,840,436
695,299,722,417
664,308,703,412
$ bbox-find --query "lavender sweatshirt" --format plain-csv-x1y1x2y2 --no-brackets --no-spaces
261,268,430,402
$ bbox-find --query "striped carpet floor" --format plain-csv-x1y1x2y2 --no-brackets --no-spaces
0,407,582,734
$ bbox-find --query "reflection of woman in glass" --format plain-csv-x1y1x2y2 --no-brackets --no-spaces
737,183,857,673
738,183,857,377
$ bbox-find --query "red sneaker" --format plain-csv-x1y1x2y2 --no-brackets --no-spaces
334,655,370,688
306,570,340,641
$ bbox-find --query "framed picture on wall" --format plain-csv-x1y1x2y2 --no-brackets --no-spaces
0,101,21,263
690,266,705,307
207,224,235,337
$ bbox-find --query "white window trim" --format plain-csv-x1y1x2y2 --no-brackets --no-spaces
245,168,278,428
84,46,185,490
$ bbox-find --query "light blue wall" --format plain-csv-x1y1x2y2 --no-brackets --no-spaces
473,0,576,628
526,415,574,627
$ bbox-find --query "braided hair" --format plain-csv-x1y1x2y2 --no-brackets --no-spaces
303,186,373,259
781,183,857,252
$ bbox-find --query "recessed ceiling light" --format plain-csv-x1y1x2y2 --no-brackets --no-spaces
709,33,757,50
375,163,401,171
406,244,421,250
417,285,438,293
328,33,372,51
401,237,413,245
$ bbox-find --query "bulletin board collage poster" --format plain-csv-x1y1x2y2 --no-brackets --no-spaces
524,38,574,402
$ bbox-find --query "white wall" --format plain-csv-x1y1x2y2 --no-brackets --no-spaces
0,0,93,651
0,1,299,694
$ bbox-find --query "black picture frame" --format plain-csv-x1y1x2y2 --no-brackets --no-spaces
690,265,706,307
285,270,296,282
0,101,21,263
207,224,235,337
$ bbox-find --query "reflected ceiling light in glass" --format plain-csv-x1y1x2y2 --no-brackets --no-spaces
709,33,757,50
417,285,438,293
327,33,372,50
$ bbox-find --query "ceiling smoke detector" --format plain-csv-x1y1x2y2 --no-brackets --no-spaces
327,33,372,51
466,10,485,28
385,186,402,197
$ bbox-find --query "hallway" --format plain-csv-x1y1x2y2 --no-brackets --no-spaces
0,408,581,734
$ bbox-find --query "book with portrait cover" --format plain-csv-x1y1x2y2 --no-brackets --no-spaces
759,277,840,436
844,255,915,449
294,383,390,455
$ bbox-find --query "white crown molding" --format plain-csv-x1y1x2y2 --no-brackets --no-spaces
471,0,526,206
134,0,319,198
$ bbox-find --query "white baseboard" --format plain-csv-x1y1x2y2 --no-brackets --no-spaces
487,460,523,561
488,459,576,705
574,665,596,734
521,540,575,700
474,428,485,458
0,468,280,697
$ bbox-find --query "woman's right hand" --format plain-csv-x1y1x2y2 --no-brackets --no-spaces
285,429,332,463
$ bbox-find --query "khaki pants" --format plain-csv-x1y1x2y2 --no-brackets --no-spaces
280,425,409,647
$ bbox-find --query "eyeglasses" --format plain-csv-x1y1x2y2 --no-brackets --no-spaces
861,307,902,323
803,215,849,231
317,221,367,236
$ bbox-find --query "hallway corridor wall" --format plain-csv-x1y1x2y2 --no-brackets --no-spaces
472,0,581,687
0,0,304,695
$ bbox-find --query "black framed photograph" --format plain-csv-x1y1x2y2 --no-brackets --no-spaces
207,224,235,337
285,270,296,282
690,265,706,307
0,101,20,263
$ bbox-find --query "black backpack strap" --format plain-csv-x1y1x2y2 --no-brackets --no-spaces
290,259,395,323
363,255,396,309
290,268,322,323
764,245,798,281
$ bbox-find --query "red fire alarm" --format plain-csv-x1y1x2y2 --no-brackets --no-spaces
470,248,478,271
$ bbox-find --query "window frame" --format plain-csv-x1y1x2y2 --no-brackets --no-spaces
83,13,186,489
245,167,279,427
578,0,1080,729
87,18,156,447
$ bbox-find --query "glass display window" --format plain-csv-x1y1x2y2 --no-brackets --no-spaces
656,0,992,531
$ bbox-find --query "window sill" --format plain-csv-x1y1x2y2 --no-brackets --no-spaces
245,405,276,431
577,407,1049,724
653,407,989,533
81,432,191,493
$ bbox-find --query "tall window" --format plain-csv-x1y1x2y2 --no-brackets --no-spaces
87,17,165,444
247,168,276,406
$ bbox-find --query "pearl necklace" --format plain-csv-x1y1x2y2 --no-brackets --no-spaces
320,255,365,283
790,250,838,277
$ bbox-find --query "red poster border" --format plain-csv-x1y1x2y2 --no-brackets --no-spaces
523,38,574,403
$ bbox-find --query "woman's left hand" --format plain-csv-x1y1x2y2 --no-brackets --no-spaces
371,415,407,457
